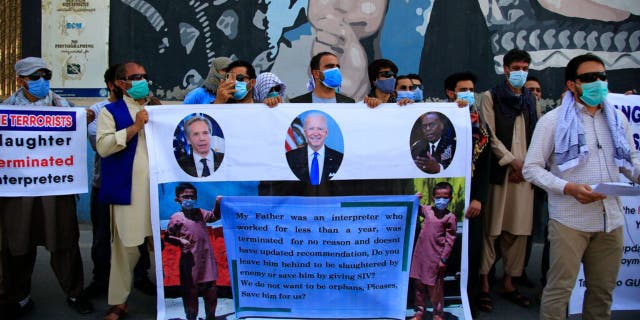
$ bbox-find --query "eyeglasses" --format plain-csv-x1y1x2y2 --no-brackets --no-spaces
576,72,606,83
235,74,251,82
397,84,421,91
378,71,396,78
526,87,541,93
24,70,52,81
269,85,281,93
122,74,149,81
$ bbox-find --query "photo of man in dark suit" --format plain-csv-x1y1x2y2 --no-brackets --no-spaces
177,115,224,177
286,112,343,185
411,112,456,174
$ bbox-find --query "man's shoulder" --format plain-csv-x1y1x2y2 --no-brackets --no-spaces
325,146,343,158
90,99,110,112
289,92,312,103
336,93,355,103
286,146,307,158
184,87,213,104
537,106,560,127
177,154,195,166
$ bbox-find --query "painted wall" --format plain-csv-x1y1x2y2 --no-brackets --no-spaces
18,0,640,221
107,0,639,102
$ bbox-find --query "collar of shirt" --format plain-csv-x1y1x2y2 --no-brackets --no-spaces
311,92,336,103
429,138,441,152
193,150,214,176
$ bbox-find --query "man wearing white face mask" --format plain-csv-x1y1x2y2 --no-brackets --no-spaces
523,53,640,320
289,52,355,103
478,49,538,309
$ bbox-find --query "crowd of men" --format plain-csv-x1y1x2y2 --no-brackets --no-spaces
1,48,639,320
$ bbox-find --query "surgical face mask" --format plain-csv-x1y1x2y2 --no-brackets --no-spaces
580,80,608,106
375,77,396,94
27,78,50,99
413,87,424,102
507,70,527,88
181,199,196,211
126,79,150,99
433,198,450,211
396,90,415,100
321,67,342,89
457,91,475,106
233,81,249,100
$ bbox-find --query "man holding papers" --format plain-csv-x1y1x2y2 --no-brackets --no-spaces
523,53,640,320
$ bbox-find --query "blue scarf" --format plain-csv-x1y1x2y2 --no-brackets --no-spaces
554,91,633,172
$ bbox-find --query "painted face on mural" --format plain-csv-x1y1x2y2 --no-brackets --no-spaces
307,0,387,38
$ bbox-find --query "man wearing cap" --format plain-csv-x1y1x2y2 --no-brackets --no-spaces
183,57,232,104
0,57,93,316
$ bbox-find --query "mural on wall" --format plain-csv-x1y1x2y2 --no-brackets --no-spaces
109,0,639,101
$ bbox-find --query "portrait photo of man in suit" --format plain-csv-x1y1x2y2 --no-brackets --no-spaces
177,115,224,177
411,112,456,174
286,112,343,185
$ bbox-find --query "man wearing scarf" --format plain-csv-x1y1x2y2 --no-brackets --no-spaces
479,49,538,308
523,54,640,319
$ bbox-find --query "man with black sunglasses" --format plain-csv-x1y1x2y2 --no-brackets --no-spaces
96,61,160,320
363,59,413,108
1,57,93,316
524,53,640,320
214,60,257,104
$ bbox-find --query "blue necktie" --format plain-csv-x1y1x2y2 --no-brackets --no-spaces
310,152,319,185
200,158,211,177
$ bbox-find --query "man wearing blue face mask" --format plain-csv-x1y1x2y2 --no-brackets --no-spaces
364,60,414,108
407,74,425,102
1,57,94,316
97,61,161,320
290,52,355,103
444,71,492,315
213,60,257,104
523,53,640,320
479,49,538,309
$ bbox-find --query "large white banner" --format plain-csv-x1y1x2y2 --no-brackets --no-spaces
569,94,640,313
0,105,87,196
146,103,473,320
41,0,110,97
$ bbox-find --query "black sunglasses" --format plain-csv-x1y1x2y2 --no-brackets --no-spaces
24,70,52,81
576,72,606,83
269,85,281,93
397,84,421,91
235,74,250,82
122,73,149,81
378,71,396,78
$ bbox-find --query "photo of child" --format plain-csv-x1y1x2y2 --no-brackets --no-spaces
410,181,457,320
165,183,221,320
